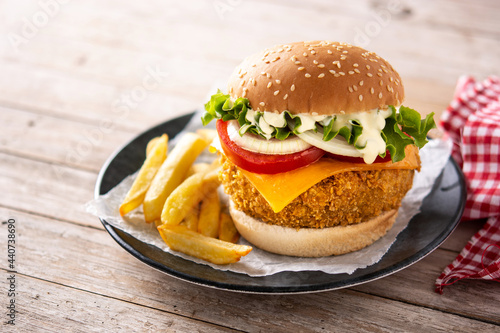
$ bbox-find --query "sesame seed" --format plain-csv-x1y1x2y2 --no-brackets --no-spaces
272,57,280,62
261,72,266,75
305,73,311,78
379,80,383,86
283,94,288,100
339,72,345,76
274,90,280,95
252,63,257,67
240,80,245,86
311,50,316,54
359,80,364,86
278,48,283,52
298,67,305,71
242,91,247,97
303,52,308,57
333,61,341,68
291,84,296,91
265,60,270,64
318,73,325,78
318,64,325,68
259,102,265,106
253,80,257,86
348,71,355,75
275,79,281,84
342,50,348,54
354,68,360,74
367,73,373,77
353,85,358,91
334,73,340,77
329,70,336,74
348,86,353,93
390,77,394,82
340,56,347,60
266,73,271,78
359,94,363,101
327,50,333,54
377,72,383,77
353,63,359,67
378,92,383,99
267,82,272,88
313,60,318,65
370,87,375,94
295,61,301,65
366,65,371,70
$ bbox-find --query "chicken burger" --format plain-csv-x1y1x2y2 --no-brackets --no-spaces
202,41,435,257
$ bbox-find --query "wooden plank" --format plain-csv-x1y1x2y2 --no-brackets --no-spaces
9,0,498,80
2,207,498,331
0,152,100,228
0,106,134,172
0,60,199,132
12,275,234,332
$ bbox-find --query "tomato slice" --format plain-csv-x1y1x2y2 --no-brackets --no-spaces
324,151,392,163
216,119,325,174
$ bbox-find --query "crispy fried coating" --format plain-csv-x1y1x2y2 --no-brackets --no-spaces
220,158,415,229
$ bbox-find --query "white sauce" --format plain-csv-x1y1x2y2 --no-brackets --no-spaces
242,106,393,164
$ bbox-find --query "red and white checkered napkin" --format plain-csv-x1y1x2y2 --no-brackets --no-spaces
435,76,500,293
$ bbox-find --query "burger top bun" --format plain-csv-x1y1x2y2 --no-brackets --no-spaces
227,41,404,115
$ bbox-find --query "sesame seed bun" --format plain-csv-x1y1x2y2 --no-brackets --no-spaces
229,200,398,257
227,41,404,115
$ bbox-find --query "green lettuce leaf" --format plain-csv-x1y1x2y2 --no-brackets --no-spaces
382,106,436,162
201,91,436,163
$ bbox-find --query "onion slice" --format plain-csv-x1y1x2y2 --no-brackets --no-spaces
226,120,311,155
296,130,363,158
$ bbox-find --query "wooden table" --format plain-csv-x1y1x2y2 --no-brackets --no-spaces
1,0,499,331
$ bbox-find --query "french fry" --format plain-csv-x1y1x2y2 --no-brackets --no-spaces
146,136,162,156
143,133,208,222
160,169,220,226
119,134,168,216
218,212,240,244
197,190,220,238
157,224,252,265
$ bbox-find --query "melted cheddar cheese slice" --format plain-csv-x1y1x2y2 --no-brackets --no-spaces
238,145,421,213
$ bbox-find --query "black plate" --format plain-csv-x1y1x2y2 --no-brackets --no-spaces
95,112,466,294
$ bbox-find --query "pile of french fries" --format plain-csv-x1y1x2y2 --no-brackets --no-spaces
119,130,252,264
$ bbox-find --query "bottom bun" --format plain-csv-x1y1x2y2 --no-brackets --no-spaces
229,200,398,257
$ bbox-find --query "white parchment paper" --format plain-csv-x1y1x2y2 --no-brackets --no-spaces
86,112,452,276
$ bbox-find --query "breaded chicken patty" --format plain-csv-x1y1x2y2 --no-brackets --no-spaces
220,158,415,229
